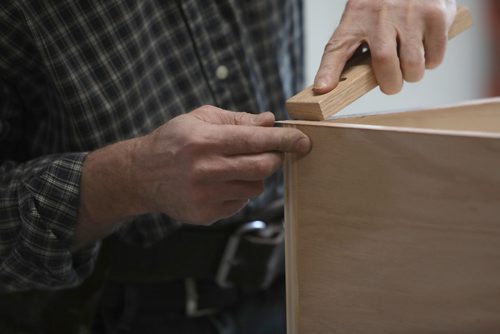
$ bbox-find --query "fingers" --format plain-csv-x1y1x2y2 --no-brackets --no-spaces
313,0,456,96
192,105,276,127
147,106,310,226
399,34,426,83
195,152,284,182
222,110,276,127
370,26,403,95
313,37,361,94
213,125,311,155
187,182,265,224
210,181,265,201
423,15,448,69
194,200,249,224
178,107,311,155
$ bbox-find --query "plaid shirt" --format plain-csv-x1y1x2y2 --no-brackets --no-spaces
0,1,303,292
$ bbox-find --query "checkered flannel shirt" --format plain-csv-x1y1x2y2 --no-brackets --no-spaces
0,0,304,292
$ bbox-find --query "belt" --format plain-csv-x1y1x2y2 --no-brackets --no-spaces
104,206,285,291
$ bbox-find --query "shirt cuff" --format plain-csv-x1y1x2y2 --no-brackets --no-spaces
0,153,100,291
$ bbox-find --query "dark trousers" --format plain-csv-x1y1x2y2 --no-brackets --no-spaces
0,218,286,333
0,277,286,334
92,277,286,334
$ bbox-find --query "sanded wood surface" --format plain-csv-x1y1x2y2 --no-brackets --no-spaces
286,6,473,121
284,99,500,333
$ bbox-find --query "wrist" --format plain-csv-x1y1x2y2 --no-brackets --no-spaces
74,137,148,249
85,137,149,219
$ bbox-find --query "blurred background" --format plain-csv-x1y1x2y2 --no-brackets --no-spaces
304,0,499,117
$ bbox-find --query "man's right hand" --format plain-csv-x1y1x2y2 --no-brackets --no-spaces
73,105,311,249
132,105,311,224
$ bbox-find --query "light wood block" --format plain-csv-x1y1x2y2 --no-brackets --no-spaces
284,97,500,333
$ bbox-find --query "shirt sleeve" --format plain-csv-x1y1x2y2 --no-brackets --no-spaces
0,154,100,292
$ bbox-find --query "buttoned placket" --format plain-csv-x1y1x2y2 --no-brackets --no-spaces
178,0,260,113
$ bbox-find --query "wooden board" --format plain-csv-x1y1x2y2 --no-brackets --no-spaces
284,98,500,333
286,6,473,121
331,98,500,133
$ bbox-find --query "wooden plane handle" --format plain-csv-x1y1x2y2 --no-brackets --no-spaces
286,6,473,121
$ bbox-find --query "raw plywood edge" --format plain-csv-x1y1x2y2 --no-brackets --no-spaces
279,98,500,140
283,122,300,334
331,97,500,134
331,97,500,120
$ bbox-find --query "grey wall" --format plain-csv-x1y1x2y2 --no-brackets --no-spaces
304,0,491,116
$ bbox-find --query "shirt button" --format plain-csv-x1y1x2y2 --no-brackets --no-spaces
216,65,229,80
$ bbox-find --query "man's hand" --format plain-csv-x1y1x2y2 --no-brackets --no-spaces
132,105,310,224
74,106,311,249
314,0,457,95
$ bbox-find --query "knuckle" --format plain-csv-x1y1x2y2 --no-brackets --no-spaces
190,104,213,118
323,41,338,54
423,2,447,22
402,53,425,71
346,0,373,12
323,39,348,56
198,104,215,112
371,49,394,66
235,111,248,124
182,132,211,156
189,162,209,184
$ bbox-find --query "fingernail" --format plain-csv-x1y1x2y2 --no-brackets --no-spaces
296,137,311,153
314,79,328,91
252,112,273,124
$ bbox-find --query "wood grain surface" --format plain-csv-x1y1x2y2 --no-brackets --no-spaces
284,99,500,334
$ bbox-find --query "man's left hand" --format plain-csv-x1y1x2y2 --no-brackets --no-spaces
314,0,457,95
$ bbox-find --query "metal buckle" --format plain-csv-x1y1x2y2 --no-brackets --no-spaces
215,220,284,289
185,278,217,318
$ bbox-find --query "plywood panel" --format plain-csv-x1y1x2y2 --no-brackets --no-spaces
284,114,500,333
